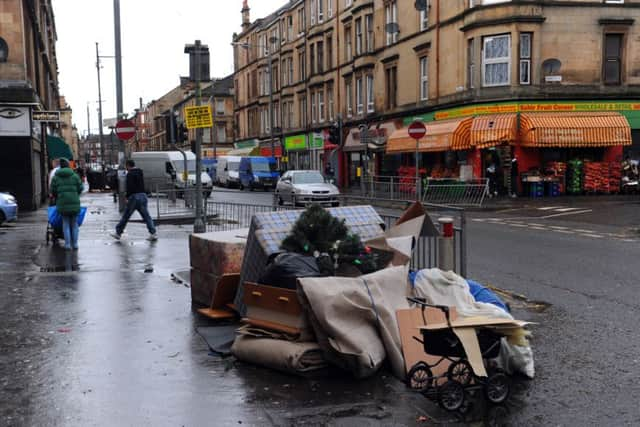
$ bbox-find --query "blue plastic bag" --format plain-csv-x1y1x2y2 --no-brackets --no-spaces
466,279,510,313
48,206,87,228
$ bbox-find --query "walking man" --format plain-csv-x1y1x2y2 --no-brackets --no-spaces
111,160,157,241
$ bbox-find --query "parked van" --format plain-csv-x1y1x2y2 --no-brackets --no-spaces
239,157,279,190
216,156,241,188
130,151,213,194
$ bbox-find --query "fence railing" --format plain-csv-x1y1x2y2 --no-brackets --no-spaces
347,175,488,207
151,185,209,221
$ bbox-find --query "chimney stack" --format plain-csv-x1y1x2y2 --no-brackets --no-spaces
241,0,250,31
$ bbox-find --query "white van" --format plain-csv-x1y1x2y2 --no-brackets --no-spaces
216,156,241,188
130,151,212,194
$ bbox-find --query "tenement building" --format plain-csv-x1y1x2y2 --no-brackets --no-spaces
0,0,66,208
233,0,640,193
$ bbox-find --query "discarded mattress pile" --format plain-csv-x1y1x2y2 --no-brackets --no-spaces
189,202,535,384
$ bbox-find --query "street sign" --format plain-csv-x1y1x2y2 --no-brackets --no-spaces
184,105,213,129
114,119,136,140
32,110,60,122
408,121,426,140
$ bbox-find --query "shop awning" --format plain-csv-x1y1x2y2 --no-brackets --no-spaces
226,146,261,156
470,114,518,148
386,117,472,153
520,112,632,147
46,135,74,161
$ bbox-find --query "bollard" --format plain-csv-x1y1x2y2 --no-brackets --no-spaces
437,217,455,272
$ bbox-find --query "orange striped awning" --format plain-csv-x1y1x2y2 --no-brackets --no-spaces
470,114,518,148
386,117,472,153
520,112,631,148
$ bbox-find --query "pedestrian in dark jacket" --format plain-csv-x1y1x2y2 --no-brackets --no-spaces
50,158,83,250
111,160,157,241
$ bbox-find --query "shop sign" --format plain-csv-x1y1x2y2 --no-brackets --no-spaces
234,139,258,149
32,110,61,122
0,106,30,137
309,132,324,149
284,134,307,151
408,101,640,123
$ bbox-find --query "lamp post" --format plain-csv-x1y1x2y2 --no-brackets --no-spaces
232,37,279,158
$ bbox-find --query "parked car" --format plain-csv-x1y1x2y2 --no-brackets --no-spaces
239,156,280,190
0,192,18,225
275,170,340,207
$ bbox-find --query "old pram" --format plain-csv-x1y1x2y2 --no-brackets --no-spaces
405,297,511,412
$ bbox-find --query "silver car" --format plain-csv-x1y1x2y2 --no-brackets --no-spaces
276,170,340,207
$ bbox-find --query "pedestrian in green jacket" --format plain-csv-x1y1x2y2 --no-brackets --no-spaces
50,158,83,250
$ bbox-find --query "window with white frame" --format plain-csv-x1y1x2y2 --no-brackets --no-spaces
216,100,225,115
356,77,363,115
355,18,363,56
216,123,226,142
327,85,334,121
258,71,263,95
365,14,374,52
270,28,278,51
482,34,511,87
300,94,308,126
345,25,353,61
288,101,295,128
311,91,317,123
282,59,288,86
288,58,294,85
420,56,429,100
328,0,333,18
519,33,531,85
317,41,324,73
467,38,475,89
288,16,294,40
385,1,398,46
346,0,353,7
420,3,428,31
311,0,316,25
318,90,325,122
318,0,324,23
299,49,306,80
298,7,306,34
366,74,374,113
274,102,280,128
345,79,353,117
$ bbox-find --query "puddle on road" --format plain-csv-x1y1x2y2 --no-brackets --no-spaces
39,264,80,273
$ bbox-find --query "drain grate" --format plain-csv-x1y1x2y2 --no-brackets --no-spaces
40,264,80,273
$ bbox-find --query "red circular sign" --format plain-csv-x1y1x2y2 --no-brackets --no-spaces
115,119,136,140
408,121,426,140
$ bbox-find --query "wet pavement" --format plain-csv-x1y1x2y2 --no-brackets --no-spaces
1,192,638,426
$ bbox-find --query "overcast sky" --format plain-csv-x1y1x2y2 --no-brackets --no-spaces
52,0,284,135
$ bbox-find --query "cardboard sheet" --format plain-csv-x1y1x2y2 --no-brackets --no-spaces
453,327,487,377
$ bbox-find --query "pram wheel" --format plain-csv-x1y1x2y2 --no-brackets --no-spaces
438,380,465,411
407,362,434,392
484,371,510,404
447,360,473,385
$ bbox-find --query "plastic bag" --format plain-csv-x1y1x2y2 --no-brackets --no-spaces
259,253,322,290
47,206,88,228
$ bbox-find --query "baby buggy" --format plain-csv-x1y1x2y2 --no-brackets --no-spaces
405,297,511,412
46,206,87,245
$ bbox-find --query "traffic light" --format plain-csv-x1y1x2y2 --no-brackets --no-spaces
176,122,188,144
328,124,340,145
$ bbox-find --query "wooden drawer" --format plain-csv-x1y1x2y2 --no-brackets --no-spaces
243,282,302,317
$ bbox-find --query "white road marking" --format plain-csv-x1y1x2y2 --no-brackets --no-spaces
549,226,569,230
529,223,546,227
506,223,529,228
554,207,584,212
579,233,604,239
529,226,547,231
540,209,592,219
555,230,576,235
537,206,564,211
472,218,486,222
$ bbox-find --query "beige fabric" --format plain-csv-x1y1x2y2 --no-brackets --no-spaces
231,335,328,374
298,265,410,379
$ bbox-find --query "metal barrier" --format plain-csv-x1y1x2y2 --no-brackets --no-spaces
151,185,208,221
349,175,488,207
423,178,488,207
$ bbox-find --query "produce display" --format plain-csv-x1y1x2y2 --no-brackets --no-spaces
583,161,622,194
567,159,583,194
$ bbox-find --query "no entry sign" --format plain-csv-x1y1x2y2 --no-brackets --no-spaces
115,119,136,140
408,121,426,140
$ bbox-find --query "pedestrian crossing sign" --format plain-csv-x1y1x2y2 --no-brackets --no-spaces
185,106,213,129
